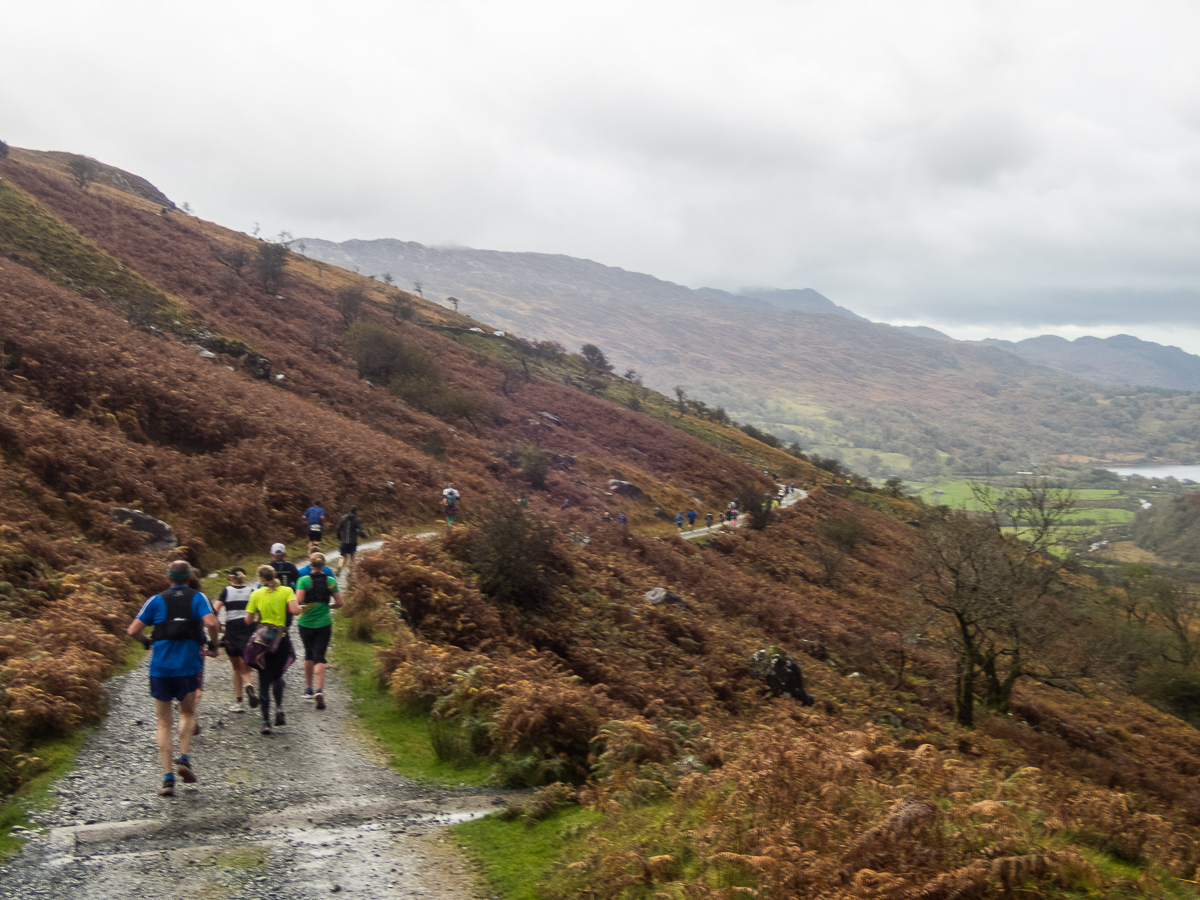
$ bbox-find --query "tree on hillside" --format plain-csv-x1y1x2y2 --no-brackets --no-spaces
909,480,1083,727
735,482,774,531
413,281,424,298
673,385,687,416
255,241,289,293
0,140,9,159
382,272,394,287
67,156,96,191
337,286,366,325
214,245,249,276
580,344,613,374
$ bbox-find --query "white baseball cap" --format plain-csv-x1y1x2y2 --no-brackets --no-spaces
270,543,286,554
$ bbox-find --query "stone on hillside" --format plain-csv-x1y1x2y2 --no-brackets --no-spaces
797,639,829,661
644,588,688,608
539,411,561,425
608,479,643,498
750,647,815,706
109,508,177,551
653,507,672,520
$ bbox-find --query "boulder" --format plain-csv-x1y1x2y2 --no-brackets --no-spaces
539,411,562,426
109,508,178,551
750,647,815,706
644,588,688,609
608,479,644,498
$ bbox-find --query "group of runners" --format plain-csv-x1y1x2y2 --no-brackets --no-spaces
126,503,365,797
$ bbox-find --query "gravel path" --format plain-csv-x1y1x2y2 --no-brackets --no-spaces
0,633,516,900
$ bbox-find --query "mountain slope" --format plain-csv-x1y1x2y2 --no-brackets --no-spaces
300,237,1200,473
6,150,1200,896
983,333,1200,392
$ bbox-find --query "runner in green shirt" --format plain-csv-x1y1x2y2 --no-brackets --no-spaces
295,552,343,710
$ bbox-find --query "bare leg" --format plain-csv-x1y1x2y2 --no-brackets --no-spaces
154,700,175,774
314,662,326,691
177,692,197,757
229,656,249,700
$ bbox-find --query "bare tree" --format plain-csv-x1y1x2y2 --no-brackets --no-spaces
446,296,459,313
908,479,1083,727
673,385,687,416
382,273,394,287
413,281,424,298
67,156,96,191
214,245,249,276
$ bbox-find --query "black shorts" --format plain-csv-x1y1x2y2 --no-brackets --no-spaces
223,619,254,657
308,525,323,541
339,542,357,556
299,624,332,664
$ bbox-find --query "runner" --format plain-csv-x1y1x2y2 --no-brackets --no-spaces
212,567,256,713
295,552,343,709
268,542,300,589
705,512,714,530
245,565,299,735
301,501,325,554
335,505,366,574
687,509,697,527
442,484,460,527
125,560,219,796
675,511,685,531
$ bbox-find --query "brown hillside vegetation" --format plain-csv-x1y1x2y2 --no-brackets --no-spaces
3,151,1200,898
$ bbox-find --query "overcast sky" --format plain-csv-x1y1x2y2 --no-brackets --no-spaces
6,0,1200,352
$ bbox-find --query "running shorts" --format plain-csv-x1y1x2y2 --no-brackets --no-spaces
149,674,202,702
299,624,332,664
308,525,323,541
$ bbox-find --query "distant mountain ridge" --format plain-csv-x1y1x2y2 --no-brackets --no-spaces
979,334,1200,392
299,236,1200,472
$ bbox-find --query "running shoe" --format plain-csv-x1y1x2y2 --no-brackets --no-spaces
303,688,315,701
246,685,258,709
275,710,286,726
177,755,196,784
230,700,246,713
315,691,325,710
261,723,272,735
159,775,176,797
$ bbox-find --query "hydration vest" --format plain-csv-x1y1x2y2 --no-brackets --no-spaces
152,587,205,644
306,574,332,606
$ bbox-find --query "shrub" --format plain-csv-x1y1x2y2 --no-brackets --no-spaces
519,443,550,490
1136,664,1200,725
469,498,562,608
255,241,288,292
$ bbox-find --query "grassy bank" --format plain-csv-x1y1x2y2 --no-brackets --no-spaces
329,615,494,785
453,806,601,900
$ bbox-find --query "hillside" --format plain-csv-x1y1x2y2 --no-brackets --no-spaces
5,150,1200,898
299,237,1200,475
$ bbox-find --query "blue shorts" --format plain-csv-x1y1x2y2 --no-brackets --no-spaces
149,674,202,702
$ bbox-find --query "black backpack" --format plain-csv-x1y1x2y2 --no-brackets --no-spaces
306,573,332,606
152,587,205,644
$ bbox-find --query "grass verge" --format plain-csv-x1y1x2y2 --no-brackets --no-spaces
329,615,494,785
454,806,601,900
0,728,95,859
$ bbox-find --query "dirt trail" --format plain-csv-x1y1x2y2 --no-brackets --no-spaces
0,639,515,899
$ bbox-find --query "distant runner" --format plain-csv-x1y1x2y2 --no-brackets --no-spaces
442,484,461,527
302,502,325,554
675,512,685,531
687,509,697,527
705,512,714,530
335,505,366,574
